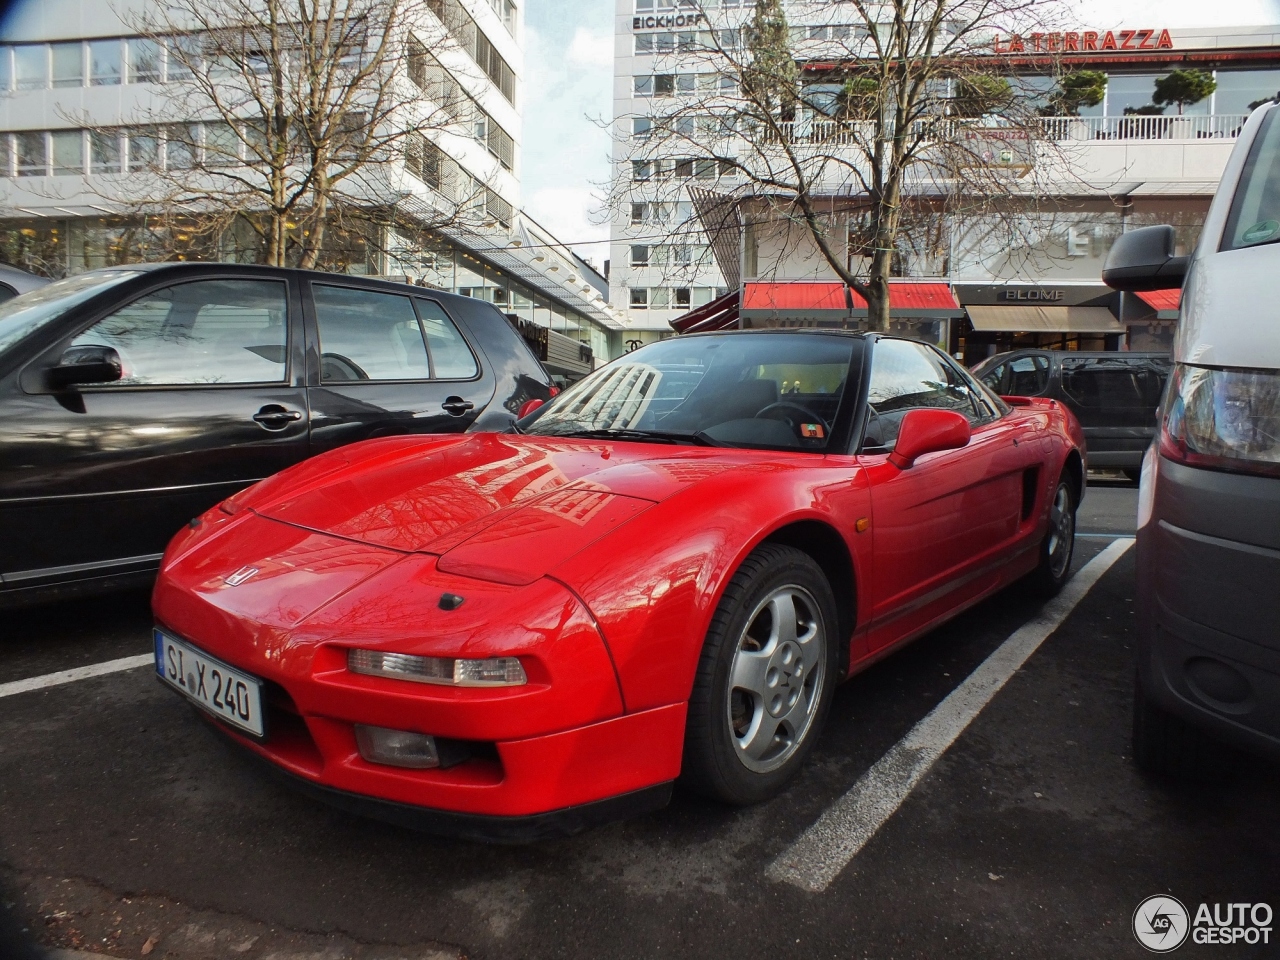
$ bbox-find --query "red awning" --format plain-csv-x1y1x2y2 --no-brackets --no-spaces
1135,288,1182,312
669,290,741,333
742,281,962,316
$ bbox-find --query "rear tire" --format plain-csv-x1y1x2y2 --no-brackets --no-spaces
1026,472,1076,597
681,544,839,805
1132,675,1232,781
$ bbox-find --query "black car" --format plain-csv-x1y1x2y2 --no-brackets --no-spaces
971,350,1172,478
0,262,554,606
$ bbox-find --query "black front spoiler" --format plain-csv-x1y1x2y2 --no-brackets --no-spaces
234,739,675,843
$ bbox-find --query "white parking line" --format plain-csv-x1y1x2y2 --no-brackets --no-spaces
0,654,154,700
767,537,1134,893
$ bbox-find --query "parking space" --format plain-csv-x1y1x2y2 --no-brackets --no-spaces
2,484,1276,960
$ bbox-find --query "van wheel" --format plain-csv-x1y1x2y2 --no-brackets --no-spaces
681,544,838,805
1132,675,1231,781
1025,473,1076,596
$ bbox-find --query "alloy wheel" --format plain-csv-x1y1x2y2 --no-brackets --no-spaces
1047,483,1075,580
725,585,826,774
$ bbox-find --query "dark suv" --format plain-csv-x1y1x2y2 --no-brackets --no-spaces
0,262,554,605
972,350,1172,477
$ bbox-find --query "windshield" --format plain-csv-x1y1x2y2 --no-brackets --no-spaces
524,333,857,451
1223,108,1280,250
0,270,143,356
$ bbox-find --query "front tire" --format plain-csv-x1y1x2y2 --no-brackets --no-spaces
681,544,839,805
1026,472,1076,597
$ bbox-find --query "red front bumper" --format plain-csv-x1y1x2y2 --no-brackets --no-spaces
153,512,686,825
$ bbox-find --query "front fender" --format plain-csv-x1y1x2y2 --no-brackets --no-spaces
550,461,871,713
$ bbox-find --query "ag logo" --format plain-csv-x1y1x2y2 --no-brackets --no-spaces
1134,895,1190,953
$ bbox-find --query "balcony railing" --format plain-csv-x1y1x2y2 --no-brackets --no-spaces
766,114,1249,147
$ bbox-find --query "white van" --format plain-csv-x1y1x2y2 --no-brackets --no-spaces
1104,102,1280,777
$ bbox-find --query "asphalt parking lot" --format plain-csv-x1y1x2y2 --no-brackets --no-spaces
2,477,1277,960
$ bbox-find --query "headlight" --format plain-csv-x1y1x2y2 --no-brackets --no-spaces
348,649,528,687
1160,364,1280,477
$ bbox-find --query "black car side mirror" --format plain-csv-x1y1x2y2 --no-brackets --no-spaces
47,345,123,389
1102,225,1189,291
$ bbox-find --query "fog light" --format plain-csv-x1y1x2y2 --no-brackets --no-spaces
354,724,440,769
348,650,527,687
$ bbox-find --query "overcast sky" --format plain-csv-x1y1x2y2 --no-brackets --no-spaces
520,0,615,270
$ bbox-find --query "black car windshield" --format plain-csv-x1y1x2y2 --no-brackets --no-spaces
525,334,856,451
0,270,143,356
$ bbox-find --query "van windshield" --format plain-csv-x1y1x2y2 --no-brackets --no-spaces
0,270,143,356
1223,108,1280,250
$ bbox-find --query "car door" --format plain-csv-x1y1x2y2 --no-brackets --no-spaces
304,282,496,455
1058,356,1165,463
0,273,308,589
858,338,1031,651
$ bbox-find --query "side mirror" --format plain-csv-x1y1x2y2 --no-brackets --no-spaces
47,345,122,389
889,409,972,470
1102,225,1189,291
517,397,545,419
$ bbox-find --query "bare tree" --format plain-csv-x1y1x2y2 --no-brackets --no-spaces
614,0,1089,330
65,0,505,269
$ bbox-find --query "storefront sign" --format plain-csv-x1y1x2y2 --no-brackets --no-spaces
992,29,1174,54
506,313,549,361
999,288,1065,301
633,13,705,30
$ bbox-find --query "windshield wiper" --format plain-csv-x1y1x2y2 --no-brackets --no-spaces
550,428,722,447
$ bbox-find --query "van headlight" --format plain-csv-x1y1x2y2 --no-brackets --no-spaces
1159,364,1280,477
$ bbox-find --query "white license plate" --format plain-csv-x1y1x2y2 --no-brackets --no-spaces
154,629,265,738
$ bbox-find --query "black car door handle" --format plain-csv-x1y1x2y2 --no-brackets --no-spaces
252,405,303,430
441,396,475,416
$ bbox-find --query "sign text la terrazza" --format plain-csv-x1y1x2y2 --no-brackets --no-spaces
992,28,1174,54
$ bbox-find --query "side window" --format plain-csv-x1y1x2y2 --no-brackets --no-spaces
1062,358,1160,409
314,285,429,382
863,339,980,449
70,279,287,385
415,298,478,379
1007,355,1049,395
979,361,1006,394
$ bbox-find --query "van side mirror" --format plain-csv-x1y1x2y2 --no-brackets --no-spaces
1102,225,1189,291
889,409,972,469
47,345,122,389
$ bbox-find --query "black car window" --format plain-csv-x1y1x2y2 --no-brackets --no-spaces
70,278,287,385
314,285,430,382
415,298,478,379
1007,355,1049,395
979,361,1006,394
863,338,982,450
1061,358,1166,409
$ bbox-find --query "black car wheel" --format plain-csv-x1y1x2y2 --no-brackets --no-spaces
682,544,838,805
1025,472,1076,597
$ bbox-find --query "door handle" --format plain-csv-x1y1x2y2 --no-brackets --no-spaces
441,396,475,417
252,405,303,430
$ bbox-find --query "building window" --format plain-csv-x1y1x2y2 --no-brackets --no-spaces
672,245,692,265
674,287,691,308
407,36,427,89
629,288,648,309
204,122,240,166
50,130,82,175
634,75,654,97
89,130,121,173
650,287,670,308
126,128,158,172
630,244,650,266
89,39,122,85
632,117,652,140
51,42,82,88
14,132,47,176
127,38,161,83
630,202,648,224
631,159,652,181
13,45,46,90
635,34,653,55
654,74,675,97
165,125,196,170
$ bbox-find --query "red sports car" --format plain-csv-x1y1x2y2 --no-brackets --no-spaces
152,331,1084,840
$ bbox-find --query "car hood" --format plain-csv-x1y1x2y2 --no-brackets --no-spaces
249,433,751,585
1179,244,1280,370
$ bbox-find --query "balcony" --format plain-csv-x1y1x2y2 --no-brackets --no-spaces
767,114,1249,147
